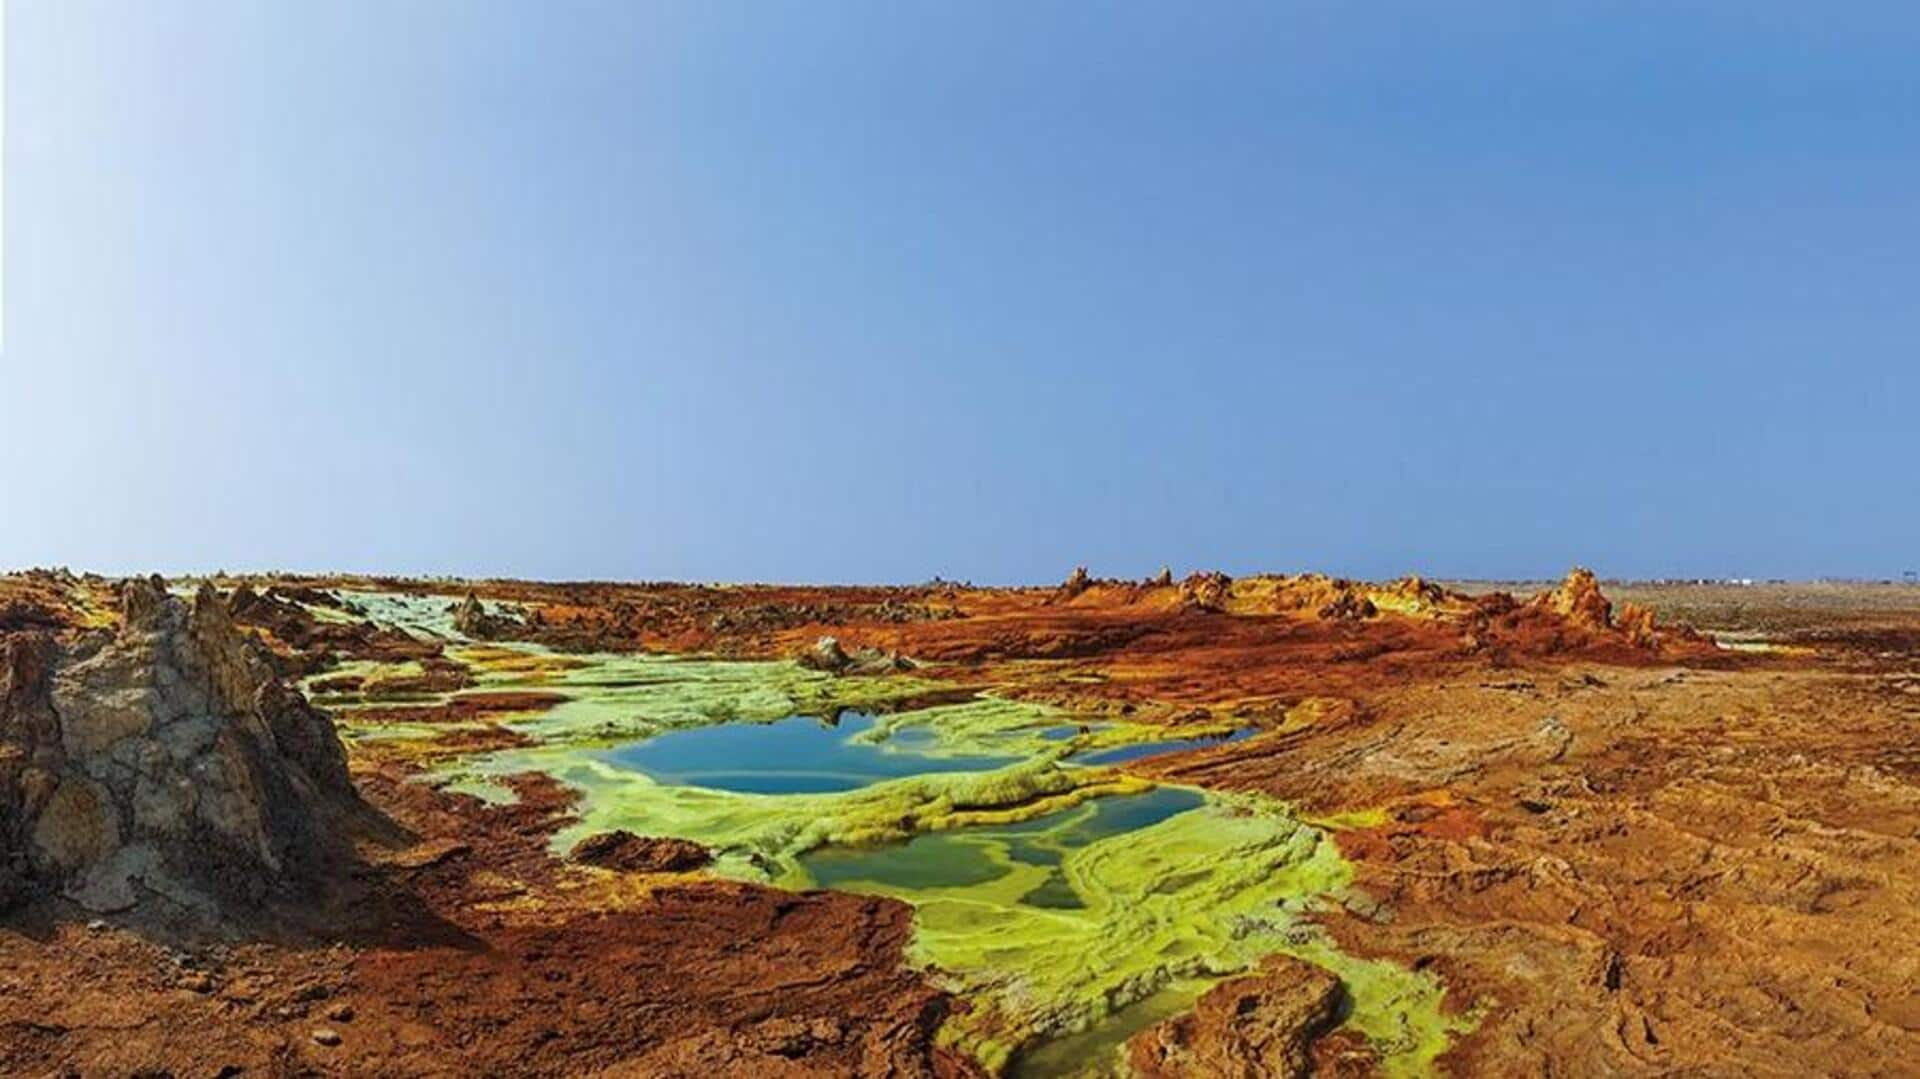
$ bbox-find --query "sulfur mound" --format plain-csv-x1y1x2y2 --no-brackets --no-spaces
1128,955,1344,1079
1533,566,1615,630
0,577,369,915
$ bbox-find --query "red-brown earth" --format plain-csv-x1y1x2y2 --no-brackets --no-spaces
4,566,1919,1075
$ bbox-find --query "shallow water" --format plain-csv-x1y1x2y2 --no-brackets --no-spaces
1008,977,1213,1078
1066,725,1257,766
803,787,1205,899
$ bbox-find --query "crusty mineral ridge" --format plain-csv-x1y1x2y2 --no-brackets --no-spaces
1526,566,1698,650
1534,566,1615,629
0,577,364,914
1178,570,1233,611
1127,955,1344,1079
569,830,712,874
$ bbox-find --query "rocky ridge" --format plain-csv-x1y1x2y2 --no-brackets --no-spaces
1127,956,1344,1078
0,577,368,915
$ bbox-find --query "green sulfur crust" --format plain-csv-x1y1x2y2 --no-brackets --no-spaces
454,645,950,745
317,591,1472,1075
437,747,1152,881
804,791,1465,1075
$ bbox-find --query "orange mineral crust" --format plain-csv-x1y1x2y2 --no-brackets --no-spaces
5,567,1918,1076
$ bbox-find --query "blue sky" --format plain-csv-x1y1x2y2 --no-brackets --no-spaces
5,2,1918,583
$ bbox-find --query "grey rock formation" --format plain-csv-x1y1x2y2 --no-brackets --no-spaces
795,636,915,676
797,635,852,672
450,592,519,640
0,577,362,914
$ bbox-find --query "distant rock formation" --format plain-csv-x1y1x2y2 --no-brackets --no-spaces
1522,567,1704,651
1383,574,1451,613
1533,567,1615,630
795,636,915,676
0,577,367,914
1316,589,1378,621
451,592,520,640
1128,955,1343,1078
1614,601,1661,648
1178,571,1233,612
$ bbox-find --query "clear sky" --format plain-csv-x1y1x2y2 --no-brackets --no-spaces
5,3,1918,584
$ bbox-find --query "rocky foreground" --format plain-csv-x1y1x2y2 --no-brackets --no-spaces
3,567,1919,1076
1,578,369,917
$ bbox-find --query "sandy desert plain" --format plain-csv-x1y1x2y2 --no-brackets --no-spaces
3,566,1918,1077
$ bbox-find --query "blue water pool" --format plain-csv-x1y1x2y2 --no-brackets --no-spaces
602,712,1021,794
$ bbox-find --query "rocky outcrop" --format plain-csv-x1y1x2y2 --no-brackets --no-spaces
1534,567,1615,630
1179,572,1233,612
1316,590,1378,621
1381,574,1452,613
1615,601,1660,647
568,830,711,874
0,600,63,633
798,636,853,672
451,593,520,640
0,577,365,914
1526,568,1704,650
795,636,915,676
1127,955,1344,1078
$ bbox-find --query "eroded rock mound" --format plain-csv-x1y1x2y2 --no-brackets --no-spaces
451,592,521,640
1316,589,1378,621
568,830,712,874
1521,567,1706,652
1127,955,1344,1079
1614,600,1661,647
1179,571,1233,612
796,636,916,675
0,577,365,914
1534,566,1614,630
798,635,853,672
1381,574,1452,613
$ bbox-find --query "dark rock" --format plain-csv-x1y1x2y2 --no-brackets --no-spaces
568,830,712,874
451,592,522,640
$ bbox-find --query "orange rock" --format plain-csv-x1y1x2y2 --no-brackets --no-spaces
1534,567,1614,630
1128,955,1343,1079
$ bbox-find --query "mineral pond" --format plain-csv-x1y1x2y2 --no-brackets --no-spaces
312,592,1465,1076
